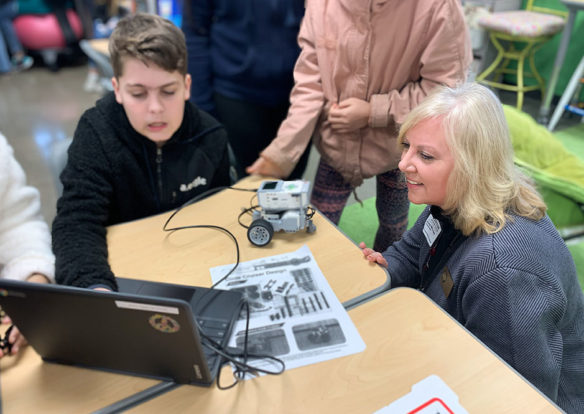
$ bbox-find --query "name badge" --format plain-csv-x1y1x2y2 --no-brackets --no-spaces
423,214,441,246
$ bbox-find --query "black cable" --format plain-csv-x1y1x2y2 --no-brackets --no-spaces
236,191,261,229
161,185,286,390
237,204,259,229
162,185,257,232
196,302,285,390
162,185,257,288
207,302,285,390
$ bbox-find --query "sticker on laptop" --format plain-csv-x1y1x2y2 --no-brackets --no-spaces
149,314,181,333
115,300,179,314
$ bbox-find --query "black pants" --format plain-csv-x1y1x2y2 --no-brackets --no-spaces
214,93,310,180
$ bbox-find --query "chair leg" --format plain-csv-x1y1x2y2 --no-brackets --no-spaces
515,40,538,110
496,56,512,84
529,44,547,100
517,54,525,110
548,54,584,131
498,41,516,80
477,52,504,82
477,32,548,111
477,33,506,82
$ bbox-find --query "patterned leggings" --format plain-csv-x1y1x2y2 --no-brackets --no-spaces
310,159,409,252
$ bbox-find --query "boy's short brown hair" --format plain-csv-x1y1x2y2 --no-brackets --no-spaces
109,13,187,78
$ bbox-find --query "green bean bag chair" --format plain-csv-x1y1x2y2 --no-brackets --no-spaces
503,105,584,231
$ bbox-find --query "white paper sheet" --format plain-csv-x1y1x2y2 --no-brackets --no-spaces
210,245,366,374
375,375,468,414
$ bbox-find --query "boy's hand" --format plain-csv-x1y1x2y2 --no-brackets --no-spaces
328,98,370,133
359,242,388,268
246,155,286,178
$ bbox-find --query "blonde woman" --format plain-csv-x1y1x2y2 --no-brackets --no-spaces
361,83,584,412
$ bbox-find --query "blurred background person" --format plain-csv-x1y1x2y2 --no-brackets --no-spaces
182,0,310,180
0,0,33,74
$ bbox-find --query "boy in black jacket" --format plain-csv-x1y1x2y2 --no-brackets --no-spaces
52,13,231,290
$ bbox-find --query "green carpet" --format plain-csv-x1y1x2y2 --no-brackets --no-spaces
338,198,426,248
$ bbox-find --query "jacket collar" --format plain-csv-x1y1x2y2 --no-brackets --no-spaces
96,92,198,150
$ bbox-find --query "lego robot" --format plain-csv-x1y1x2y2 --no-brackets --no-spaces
247,180,316,247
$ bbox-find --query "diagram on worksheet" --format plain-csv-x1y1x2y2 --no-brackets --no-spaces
210,245,365,374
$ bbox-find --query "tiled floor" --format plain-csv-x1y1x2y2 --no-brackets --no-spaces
0,64,98,222
0,60,581,225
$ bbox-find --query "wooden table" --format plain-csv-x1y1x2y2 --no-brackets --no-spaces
1,178,560,412
0,340,163,413
0,177,387,413
123,288,562,413
106,176,389,307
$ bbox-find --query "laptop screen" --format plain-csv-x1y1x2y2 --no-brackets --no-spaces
0,278,243,385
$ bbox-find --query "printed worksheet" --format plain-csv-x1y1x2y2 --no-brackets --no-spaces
210,245,365,373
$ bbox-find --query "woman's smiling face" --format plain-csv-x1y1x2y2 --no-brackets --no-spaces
398,117,455,209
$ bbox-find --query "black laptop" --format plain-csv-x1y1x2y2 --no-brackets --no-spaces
0,277,244,386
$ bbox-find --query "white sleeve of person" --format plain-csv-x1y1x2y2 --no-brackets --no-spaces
0,134,55,282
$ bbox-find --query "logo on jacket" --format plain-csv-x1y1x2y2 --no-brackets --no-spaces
180,176,207,192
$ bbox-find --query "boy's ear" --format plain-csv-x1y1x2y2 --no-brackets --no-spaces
112,77,123,104
184,74,191,101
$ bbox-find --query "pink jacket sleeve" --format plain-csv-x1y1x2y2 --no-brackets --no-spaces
260,10,325,177
369,0,473,128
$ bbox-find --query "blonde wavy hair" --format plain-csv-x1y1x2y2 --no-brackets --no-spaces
398,83,546,236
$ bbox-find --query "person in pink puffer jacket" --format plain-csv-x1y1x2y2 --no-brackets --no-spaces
247,0,472,251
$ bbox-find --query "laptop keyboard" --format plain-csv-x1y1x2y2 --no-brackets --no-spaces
197,317,229,342
197,317,231,365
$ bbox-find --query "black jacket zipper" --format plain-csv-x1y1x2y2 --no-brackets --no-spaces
156,147,163,201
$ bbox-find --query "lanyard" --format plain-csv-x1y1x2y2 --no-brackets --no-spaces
419,211,466,292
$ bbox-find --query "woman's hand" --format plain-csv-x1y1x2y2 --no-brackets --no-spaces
359,242,388,268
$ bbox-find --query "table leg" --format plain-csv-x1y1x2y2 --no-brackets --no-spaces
92,381,180,413
547,54,584,131
538,9,576,124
